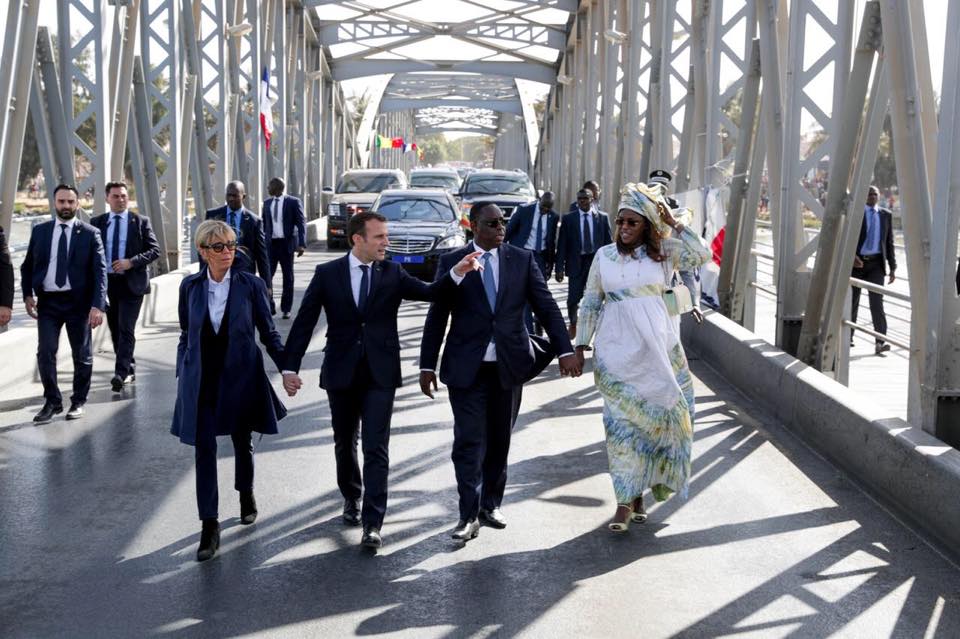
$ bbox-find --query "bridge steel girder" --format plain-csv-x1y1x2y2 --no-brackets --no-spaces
380,99,523,116
330,60,557,85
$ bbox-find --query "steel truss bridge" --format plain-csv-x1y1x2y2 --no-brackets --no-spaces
1,0,959,439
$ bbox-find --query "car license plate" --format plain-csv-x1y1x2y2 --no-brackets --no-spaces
391,255,425,264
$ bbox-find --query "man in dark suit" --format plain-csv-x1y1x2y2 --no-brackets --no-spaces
21,184,107,423
206,180,271,293
555,188,612,339
851,185,897,355
419,202,581,542
0,224,13,327
505,190,559,335
282,211,482,549
262,177,306,319
90,181,161,391
568,179,601,214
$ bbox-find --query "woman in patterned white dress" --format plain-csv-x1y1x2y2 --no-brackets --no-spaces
575,183,711,531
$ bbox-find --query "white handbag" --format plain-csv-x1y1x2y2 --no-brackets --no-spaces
661,260,693,316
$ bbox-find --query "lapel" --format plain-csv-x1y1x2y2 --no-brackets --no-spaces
494,244,510,311
225,271,243,332
191,275,208,333
126,213,139,254
339,255,361,316
573,212,583,252
67,222,83,263
366,260,382,315
38,222,54,264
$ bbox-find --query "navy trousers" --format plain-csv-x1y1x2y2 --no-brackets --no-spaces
851,257,888,344
567,253,596,324
269,239,295,314
523,251,551,334
326,357,397,528
36,292,93,406
448,363,522,522
106,277,143,378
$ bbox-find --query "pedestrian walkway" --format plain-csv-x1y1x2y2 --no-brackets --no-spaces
1,245,958,638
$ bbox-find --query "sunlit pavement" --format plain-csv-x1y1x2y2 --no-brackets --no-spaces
1,243,958,638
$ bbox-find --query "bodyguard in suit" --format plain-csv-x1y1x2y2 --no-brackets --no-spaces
0,224,13,327
419,202,581,542
505,191,559,334
20,184,107,423
568,179,601,214
282,211,482,549
851,185,897,355
555,189,612,339
90,182,161,391
172,220,287,561
206,180,271,292
262,177,306,319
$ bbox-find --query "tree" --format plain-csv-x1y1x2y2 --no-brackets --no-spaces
419,134,447,165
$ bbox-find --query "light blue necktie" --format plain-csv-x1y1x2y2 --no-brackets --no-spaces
482,253,496,312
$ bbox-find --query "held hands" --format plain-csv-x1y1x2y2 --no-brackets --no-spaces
89,308,103,328
452,251,485,277
419,371,438,398
282,372,302,397
25,296,38,319
558,353,582,377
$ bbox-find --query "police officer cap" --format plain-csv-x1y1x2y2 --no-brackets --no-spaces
648,169,673,186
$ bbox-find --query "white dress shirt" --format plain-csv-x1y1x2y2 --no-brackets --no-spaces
523,203,549,251
43,216,78,292
271,197,285,239
207,268,232,333
348,251,373,306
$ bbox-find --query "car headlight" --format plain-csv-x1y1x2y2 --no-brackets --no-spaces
327,202,341,216
436,235,466,249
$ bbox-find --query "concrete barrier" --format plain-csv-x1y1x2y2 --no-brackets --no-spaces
682,310,960,556
305,216,327,244
0,265,198,392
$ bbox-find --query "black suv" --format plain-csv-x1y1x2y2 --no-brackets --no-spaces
458,169,537,232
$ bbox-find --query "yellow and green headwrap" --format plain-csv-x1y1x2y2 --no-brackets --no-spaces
617,182,690,236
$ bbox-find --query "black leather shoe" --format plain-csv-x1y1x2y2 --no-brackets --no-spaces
342,499,361,526
478,508,507,529
197,519,220,562
33,403,63,424
65,403,85,420
240,491,258,525
361,526,382,549
111,375,124,392
875,343,891,355
282,312,291,320
451,519,480,541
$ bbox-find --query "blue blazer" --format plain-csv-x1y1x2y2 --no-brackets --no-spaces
20,218,107,310
554,209,612,279
420,242,572,390
171,269,286,445
284,255,454,390
262,194,307,254
89,211,162,296
205,206,271,288
504,202,559,263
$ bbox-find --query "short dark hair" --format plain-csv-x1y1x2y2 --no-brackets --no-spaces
347,211,387,246
583,180,599,191
53,184,79,197
576,189,591,199
268,177,285,191
469,201,497,223
105,181,127,195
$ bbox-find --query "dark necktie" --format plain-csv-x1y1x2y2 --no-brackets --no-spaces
55,224,68,287
534,213,543,252
111,215,121,264
358,264,369,313
482,253,496,311
582,214,593,254
229,210,238,232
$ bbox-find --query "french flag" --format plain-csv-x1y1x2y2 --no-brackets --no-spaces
259,67,275,150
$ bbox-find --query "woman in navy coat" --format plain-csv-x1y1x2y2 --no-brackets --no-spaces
172,219,286,561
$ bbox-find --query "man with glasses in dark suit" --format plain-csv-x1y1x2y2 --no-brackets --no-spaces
20,184,107,423
205,181,272,294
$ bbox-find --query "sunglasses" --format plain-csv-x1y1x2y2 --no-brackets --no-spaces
615,218,641,227
202,241,238,253
481,218,506,228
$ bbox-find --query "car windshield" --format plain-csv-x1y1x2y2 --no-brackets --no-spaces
337,173,402,193
462,175,534,196
376,197,455,222
410,175,460,190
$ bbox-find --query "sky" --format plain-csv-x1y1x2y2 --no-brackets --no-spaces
15,0,952,139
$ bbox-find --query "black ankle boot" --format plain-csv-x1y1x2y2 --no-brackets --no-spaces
197,519,220,562
240,491,258,525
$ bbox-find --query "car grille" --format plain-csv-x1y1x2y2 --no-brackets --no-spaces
389,237,435,254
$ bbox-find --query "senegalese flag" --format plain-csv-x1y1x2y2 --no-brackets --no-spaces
375,134,391,148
